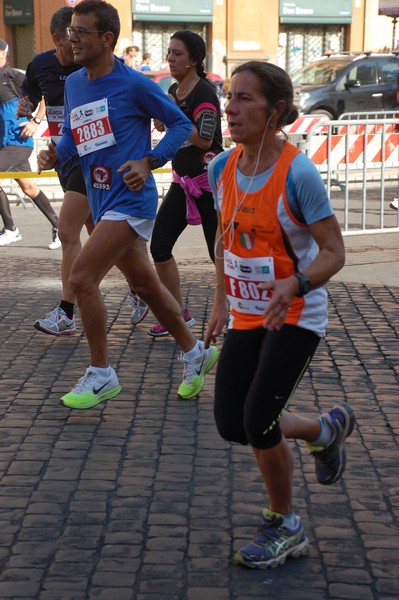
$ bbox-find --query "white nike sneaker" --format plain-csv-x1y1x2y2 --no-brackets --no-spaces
177,341,219,399
61,367,121,409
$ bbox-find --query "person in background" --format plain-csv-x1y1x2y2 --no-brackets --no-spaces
18,7,94,335
123,45,139,70
205,60,355,569
140,52,152,72
37,0,219,408
0,39,60,248
135,30,223,337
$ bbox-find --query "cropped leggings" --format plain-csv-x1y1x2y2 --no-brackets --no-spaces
214,324,320,449
150,182,217,263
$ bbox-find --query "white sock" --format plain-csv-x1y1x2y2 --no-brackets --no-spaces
282,512,298,529
183,340,202,360
90,365,111,377
310,416,335,447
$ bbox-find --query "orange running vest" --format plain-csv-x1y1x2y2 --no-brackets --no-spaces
217,142,328,335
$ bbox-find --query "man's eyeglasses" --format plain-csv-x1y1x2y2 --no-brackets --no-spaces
66,26,105,38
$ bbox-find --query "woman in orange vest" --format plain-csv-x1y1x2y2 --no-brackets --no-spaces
205,61,355,570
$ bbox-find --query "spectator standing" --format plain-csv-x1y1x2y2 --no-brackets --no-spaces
205,61,355,569
140,30,223,337
0,39,60,248
37,0,218,409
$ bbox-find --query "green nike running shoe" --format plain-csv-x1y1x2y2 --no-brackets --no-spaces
178,342,219,399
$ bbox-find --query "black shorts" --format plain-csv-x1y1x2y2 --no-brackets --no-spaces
58,166,87,195
214,324,320,449
0,145,32,172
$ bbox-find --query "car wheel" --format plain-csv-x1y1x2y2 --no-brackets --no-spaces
310,109,334,119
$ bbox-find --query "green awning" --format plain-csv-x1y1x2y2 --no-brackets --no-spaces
133,0,213,22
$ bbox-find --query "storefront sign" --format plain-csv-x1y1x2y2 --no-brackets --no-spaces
4,0,33,24
378,1,399,16
133,0,213,22
279,0,352,23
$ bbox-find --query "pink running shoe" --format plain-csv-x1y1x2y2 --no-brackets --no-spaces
147,308,195,337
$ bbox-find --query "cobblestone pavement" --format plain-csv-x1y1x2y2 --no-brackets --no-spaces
0,204,398,599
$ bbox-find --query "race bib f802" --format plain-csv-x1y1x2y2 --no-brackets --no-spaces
224,250,275,315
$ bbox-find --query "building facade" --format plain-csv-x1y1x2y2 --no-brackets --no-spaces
0,0,397,75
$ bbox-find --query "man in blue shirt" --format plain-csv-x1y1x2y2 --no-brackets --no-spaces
38,0,218,409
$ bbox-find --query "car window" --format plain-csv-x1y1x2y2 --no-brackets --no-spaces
378,61,399,84
292,61,348,85
347,62,377,85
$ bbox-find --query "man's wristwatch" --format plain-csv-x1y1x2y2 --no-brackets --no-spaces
294,272,312,297
145,154,161,170
30,117,41,125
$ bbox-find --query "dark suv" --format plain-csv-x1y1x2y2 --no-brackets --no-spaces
291,53,399,119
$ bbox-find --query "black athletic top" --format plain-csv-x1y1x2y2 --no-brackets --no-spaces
22,49,82,174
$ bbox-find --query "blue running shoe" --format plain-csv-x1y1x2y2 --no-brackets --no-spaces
306,402,355,485
234,508,309,569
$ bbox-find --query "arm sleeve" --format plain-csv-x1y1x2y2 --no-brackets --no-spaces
192,82,220,121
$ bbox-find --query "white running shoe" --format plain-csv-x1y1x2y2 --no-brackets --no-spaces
390,197,398,210
49,227,61,250
34,307,77,336
61,367,121,409
0,228,22,246
129,292,149,325
177,341,219,399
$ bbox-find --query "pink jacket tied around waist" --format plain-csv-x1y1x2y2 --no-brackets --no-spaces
172,170,212,225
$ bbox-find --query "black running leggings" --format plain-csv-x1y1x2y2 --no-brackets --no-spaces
214,325,320,449
150,182,217,263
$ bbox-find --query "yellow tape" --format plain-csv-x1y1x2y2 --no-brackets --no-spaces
0,171,58,179
0,167,172,179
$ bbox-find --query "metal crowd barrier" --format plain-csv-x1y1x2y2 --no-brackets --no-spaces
3,117,398,235
295,117,399,235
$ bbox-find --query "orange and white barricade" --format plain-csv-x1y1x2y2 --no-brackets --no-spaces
304,119,399,179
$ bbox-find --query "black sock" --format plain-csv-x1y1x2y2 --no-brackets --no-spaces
32,191,59,229
59,300,75,320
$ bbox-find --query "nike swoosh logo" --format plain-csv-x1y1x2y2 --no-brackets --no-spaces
195,355,205,376
93,379,111,395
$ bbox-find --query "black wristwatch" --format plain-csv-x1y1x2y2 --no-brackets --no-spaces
145,154,161,170
30,117,41,125
294,272,312,297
